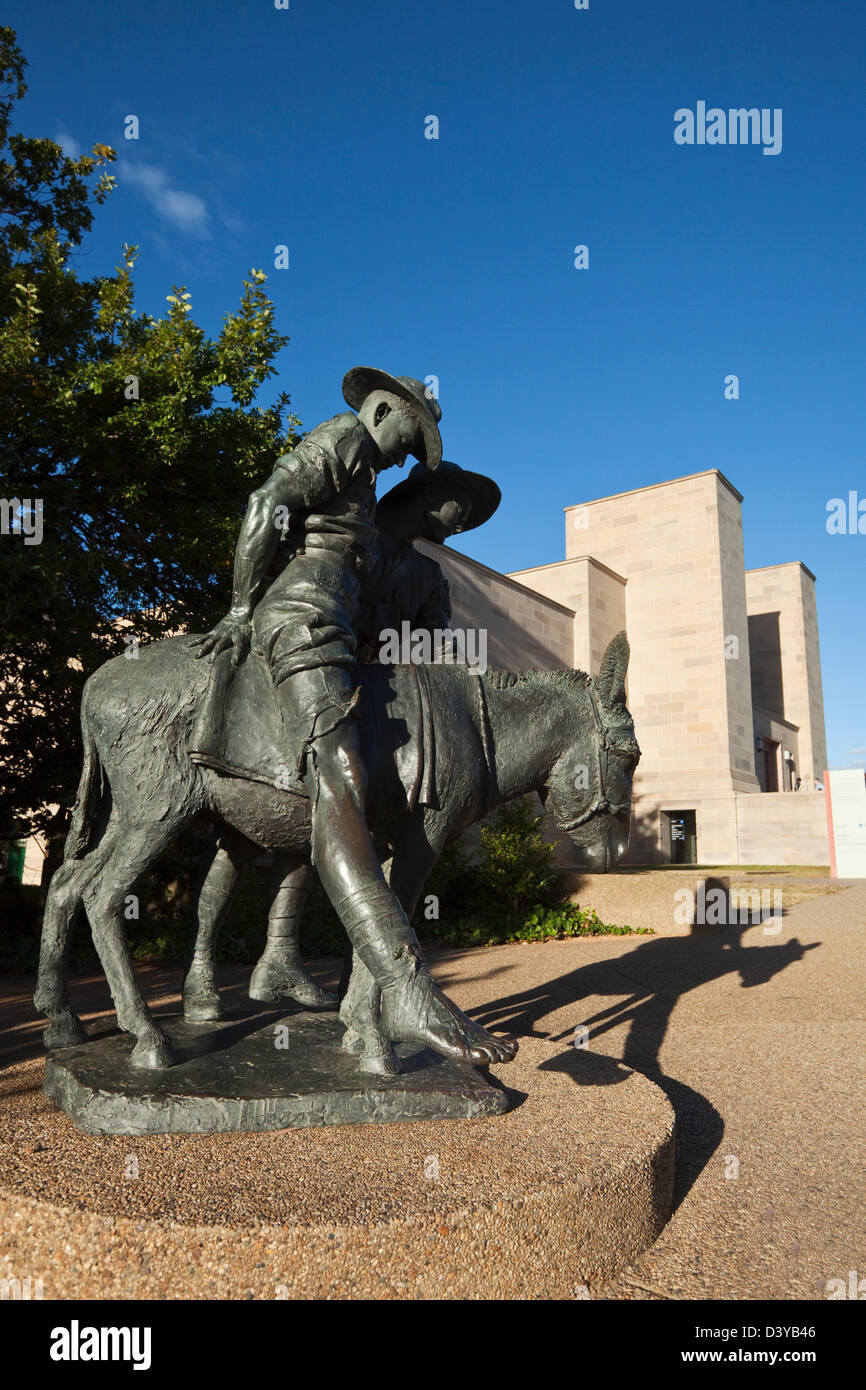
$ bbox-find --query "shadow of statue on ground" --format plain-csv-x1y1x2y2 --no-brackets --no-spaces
465,878,819,1207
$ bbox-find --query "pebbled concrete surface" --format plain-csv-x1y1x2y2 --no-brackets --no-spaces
561,865,847,936
0,1037,673,1299
0,873,863,1299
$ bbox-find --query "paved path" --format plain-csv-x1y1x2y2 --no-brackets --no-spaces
1,878,863,1299
459,879,866,1299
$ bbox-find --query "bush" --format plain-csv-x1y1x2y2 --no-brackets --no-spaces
428,899,651,948
414,796,650,947
478,797,558,909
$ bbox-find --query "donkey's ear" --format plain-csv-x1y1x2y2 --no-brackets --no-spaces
597,631,630,712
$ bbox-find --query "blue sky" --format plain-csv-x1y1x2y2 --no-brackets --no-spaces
7,0,865,769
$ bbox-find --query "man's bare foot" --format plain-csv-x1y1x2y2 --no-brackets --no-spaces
379,966,517,1066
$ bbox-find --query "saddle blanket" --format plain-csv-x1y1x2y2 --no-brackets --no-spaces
187,650,436,812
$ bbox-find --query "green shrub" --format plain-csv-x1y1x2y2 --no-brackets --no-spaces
428,899,651,948
477,796,558,909
413,797,650,947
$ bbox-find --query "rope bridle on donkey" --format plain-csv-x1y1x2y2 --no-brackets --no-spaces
554,682,633,832
473,672,631,831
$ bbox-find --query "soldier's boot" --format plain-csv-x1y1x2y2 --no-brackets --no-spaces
249,862,337,1009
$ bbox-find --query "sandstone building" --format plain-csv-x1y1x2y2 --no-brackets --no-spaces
420,468,829,866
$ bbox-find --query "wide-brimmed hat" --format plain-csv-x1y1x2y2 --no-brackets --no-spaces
377,460,501,536
342,367,442,469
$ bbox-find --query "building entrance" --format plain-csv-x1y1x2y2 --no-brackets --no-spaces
763,738,780,792
667,810,697,864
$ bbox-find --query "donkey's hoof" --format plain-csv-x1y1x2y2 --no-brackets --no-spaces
340,1025,366,1055
183,997,223,1023
249,961,284,1003
341,1026,399,1073
130,1037,175,1070
43,1015,87,1050
290,980,339,1011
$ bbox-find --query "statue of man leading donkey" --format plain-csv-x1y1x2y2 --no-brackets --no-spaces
34,367,640,1080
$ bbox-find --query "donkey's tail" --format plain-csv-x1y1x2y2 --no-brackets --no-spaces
63,690,104,862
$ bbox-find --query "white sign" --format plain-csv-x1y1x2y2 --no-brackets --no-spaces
825,769,866,878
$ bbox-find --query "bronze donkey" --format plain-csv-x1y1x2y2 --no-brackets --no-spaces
34,631,638,1072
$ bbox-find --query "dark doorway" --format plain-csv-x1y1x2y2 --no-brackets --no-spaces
667,810,697,864
763,738,779,792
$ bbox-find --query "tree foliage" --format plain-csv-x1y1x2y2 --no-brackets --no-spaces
0,27,301,842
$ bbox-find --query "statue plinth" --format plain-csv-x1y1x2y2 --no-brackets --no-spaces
43,1009,508,1137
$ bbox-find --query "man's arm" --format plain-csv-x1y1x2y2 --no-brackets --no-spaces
411,564,454,659
190,467,306,665
413,570,452,636
191,416,367,664
229,471,294,615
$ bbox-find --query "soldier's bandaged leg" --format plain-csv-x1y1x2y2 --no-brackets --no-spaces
335,883,426,986
272,665,513,1066
275,666,431,993
274,683,515,1063
332,880,498,1065
275,663,364,816
295,684,362,782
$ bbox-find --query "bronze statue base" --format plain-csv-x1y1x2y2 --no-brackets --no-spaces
43,1008,510,1136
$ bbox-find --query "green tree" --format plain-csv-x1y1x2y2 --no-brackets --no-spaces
0,27,301,850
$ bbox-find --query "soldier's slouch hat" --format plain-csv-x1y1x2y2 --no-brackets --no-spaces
377,460,501,536
342,366,443,469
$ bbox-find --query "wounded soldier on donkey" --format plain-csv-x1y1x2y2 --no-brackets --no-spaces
189,369,516,1069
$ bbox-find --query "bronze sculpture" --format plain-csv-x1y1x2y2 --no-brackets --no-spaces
183,459,501,1025
34,367,639,1115
186,369,520,1069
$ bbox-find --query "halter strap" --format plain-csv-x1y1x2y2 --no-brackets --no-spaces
586,684,611,749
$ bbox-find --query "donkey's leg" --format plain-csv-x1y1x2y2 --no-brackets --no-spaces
249,858,338,1009
81,819,186,1069
340,824,442,1074
183,831,253,1022
340,946,395,1074
35,847,113,1049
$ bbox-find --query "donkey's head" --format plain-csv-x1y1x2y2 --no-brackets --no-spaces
544,631,640,872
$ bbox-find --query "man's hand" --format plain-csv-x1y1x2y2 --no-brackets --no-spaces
189,610,253,667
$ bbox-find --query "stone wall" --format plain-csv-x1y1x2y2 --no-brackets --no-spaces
416,477,830,871
507,555,627,674
734,791,830,866
557,470,761,819
415,540,574,672
624,789,829,867
745,563,828,783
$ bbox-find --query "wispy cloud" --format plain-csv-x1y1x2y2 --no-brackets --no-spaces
117,159,210,236
168,141,248,238
55,131,81,158
844,747,866,756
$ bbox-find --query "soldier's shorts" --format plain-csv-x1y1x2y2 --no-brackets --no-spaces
252,548,365,777
253,548,361,686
